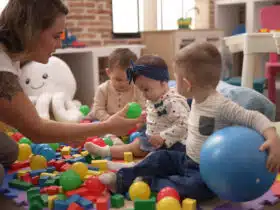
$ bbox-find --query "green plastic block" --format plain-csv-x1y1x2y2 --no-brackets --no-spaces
29,194,44,210
134,197,156,210
85,154,94,164
40,194,48,207
54,176,60,185
56,193,67,200
150,192,157,200
8,179,33,191
27,187,40,201
111,194,125,208
44,179,57,186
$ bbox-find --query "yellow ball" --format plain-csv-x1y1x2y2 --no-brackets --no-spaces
30,155,47,170
17,144,32,161
71,162,88,179
157,196,181,210
128,181,151,201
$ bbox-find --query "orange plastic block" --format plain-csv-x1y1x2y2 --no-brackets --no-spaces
67,202,83,210
65,187,89,197
96,196,109,210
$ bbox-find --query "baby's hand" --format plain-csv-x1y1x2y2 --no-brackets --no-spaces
148,135,165,149
260,127,280,172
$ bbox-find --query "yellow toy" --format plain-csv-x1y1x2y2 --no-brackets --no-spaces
17,144,32,161
128,181,151,201
182,198,196,210
91,160,107,171
157,196,181,210
17,169,30,178
30,155,47,170
71,162,88,179
48,195,57,209
61,146,71,155
124,152,133,163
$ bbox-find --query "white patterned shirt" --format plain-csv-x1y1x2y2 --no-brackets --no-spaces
145,88,190,147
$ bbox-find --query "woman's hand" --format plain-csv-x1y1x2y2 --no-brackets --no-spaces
104,105,146,136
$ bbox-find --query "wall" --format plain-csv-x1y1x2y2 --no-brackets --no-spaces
64,0,142,46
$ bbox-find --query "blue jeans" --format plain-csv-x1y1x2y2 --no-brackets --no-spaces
138,126,186,153
115,150,215,201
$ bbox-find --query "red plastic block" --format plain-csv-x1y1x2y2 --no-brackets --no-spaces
59,163,72,172
20,173,32,183
65,187,89,197
96,196,109,210
67,202,83,210
54,160,65,171
271,181,280,197
11,132,24,142
62,155,72,159
83,195,98,203
31,176,39,185
10,160,29,170
47,159,56,167
40,186,60,195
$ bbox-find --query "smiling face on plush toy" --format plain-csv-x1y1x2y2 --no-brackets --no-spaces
19,56,77,99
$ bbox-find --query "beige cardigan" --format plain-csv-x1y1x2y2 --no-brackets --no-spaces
88,80,146,121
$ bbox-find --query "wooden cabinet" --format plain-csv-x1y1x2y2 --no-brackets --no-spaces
141,29,224,79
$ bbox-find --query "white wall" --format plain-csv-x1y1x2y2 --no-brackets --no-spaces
0,0,8,14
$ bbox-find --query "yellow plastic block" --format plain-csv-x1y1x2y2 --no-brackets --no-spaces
124,152,133,163
182,198,196,210
61,146,71,155
59,186,63,194
72,154,81,158
81,151,89,157
91,160,107,171
87,170,102,176
53,171,60,175
121,136,129,142
17,169,30,178
40,172,56,178
276,174,280,182
48,195,58,209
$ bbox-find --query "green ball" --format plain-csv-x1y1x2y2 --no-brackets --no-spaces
49,143,60,151
80,105,90,116
59,170,82,191
103,137,113,146
18,137,32,145
126,102,142,119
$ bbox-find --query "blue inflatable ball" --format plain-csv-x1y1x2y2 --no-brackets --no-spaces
129,132,141,143
33,143,49,154
39,147,56,161
200,126,277,202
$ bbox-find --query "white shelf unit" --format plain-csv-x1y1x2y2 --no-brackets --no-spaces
215,0,277,78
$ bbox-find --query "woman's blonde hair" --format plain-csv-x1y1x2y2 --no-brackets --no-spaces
0,0,68,54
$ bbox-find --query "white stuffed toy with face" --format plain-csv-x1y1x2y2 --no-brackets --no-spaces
19,56,83,122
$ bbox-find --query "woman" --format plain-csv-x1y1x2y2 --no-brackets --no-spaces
0,0,144,183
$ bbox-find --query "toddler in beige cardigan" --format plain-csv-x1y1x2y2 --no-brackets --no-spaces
85,48,145,122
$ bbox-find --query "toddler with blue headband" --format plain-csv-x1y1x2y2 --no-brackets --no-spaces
85,55,190,163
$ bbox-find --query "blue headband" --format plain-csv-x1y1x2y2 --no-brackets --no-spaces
126,60,169,84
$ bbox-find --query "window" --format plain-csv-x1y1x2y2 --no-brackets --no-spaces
157,0,196,30
0,0,8,14
112,0,142,38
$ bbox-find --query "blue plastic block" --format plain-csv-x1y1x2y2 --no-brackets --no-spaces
54,200,69,210
71,148,79,153
46,166,56,173
56,152,61,157
77,197,93,209
0,187,8,194
29,169,47,177
66,194,81,205
87,166,99,171
39,176,49,187
4,191,18,199
67,157,85,164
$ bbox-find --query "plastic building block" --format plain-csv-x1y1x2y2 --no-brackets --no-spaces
124,152,133,163
57,193,67,200
48,159,56,167
47,166,56,173
17,169,30,178
77,197,93,209
20,173,32,183
41,172,56,178
85,154,94,164
61,146,71,155
60,163,72,172
86,170,102,176
81,151,89,157
73,154,82,158
54,160,66,170
111,194,125,208
54,199,69,210
29,194,44,210
182,198,196,210
8,179,33,190
87,166,99,171
41,194,48,207
39,176,49,187
67,202,83,210
83,195,98,203
66,194,81,204
91,160,107,171
29,169,47,177
96,196,109,210
10,160,29,170
134,197,156,210
48,194,58,209
31,175,40,185
44,178,57,187
65,187,89,197
68,156,86,164
40,186,60,195
27,187,40,200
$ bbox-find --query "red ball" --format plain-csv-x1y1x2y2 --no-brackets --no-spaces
91,138,107,147
157,187,180,201
127,127,137,135
85,176,106,196
11,132,24,142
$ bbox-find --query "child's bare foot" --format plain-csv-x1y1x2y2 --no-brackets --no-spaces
104,134,124,145
107,160,136,171
84,142,110,157
99,172,117,192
